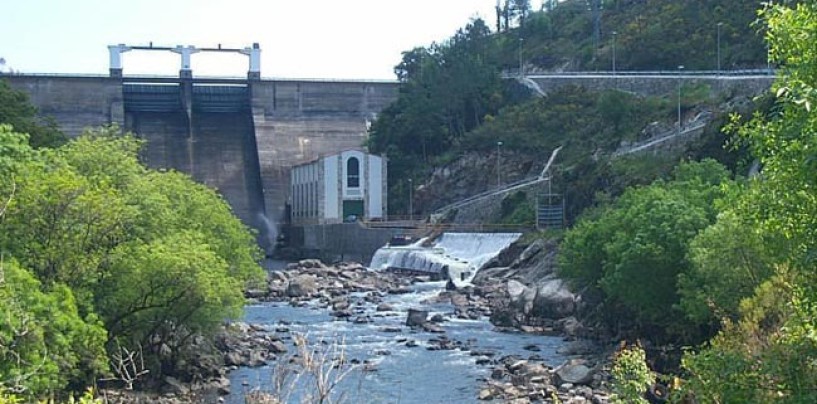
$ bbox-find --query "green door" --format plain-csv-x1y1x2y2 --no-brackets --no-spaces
342,200,364,220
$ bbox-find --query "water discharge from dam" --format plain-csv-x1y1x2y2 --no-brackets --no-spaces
369,232,522,283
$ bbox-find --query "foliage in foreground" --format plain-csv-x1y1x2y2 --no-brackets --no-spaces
680,2,817,402
610,343,653,404
562,2,817,401
0,259,107,397
0,125,265,399
245,333,360,404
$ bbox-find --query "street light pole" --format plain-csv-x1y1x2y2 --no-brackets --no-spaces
518,38,524,76
678,65,684,133
717,22,723,73
612,31,617,74
408,178,413,221
496,141,503,188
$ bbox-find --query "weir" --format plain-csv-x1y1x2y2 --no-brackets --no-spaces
369,232,521,283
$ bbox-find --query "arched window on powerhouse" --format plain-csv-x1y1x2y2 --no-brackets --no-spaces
347,157,360,188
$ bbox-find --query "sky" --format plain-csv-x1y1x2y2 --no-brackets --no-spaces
1,0,541,80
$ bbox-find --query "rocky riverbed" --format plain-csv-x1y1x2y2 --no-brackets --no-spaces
239,258,614,403
102,256,614,403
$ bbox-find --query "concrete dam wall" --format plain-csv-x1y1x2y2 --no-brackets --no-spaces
5,75,126,135
250,80,398,232
3,74,399,251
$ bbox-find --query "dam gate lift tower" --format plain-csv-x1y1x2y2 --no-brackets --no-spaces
108,42,262,80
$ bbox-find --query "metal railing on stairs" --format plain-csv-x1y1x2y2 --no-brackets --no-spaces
432,146,563,218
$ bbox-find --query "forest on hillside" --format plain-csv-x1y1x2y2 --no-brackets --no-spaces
367,0,780,216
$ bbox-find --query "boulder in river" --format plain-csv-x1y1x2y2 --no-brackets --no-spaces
269,270,288,283
247,350,267,367
244,288,267,299
298,259,325,269
332,299,350,311
507,280,536,316
331,309,353,318
532,279,576,318
268,340,288,354
556,316,583,337
224,351,242,367
422,322,445,334
406,308,429,327
286,274,318,298
162,376,189,395
554,363,594,386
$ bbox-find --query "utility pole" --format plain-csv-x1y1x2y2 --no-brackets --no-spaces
717,22,723,73
408,178,413,221
497,141,503,188
678,65,684,133
612,31,617,74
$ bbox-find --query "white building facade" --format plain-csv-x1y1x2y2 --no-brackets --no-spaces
290,150,387,225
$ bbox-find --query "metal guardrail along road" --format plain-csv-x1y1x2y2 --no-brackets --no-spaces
502,69,775,79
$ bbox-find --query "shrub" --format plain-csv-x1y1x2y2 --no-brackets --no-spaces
610,343,654,404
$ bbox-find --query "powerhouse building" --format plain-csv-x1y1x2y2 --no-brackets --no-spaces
290,150,387,224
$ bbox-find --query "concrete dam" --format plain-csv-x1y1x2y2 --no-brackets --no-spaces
5,73,398,251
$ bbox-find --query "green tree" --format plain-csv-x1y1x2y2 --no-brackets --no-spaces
558,203,614,288
559,159,731,336
97,231,245,374
610,343,654,404
678,209,775,325
368,18,505,213
0,127,264,385
0,258,107,399
598,184,711,330
0,125,37,180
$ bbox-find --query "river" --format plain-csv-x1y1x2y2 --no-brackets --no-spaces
225,261,568,403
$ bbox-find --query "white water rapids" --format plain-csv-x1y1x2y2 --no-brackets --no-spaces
368,232,522,284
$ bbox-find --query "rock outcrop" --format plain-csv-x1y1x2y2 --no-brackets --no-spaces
474,238,583,335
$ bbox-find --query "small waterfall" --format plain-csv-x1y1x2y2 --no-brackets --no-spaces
434,232,521,270
369,232,521,284
256,213,278,256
